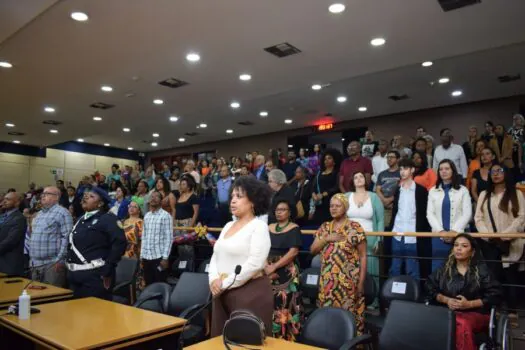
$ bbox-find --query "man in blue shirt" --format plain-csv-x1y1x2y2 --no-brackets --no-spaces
217,165,233,226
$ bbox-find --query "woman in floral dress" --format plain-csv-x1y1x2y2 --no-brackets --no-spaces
310,193,367,335
265,200,303,341
123,201,145,292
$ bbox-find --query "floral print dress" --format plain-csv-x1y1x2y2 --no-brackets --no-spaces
267,226,304,341
316,220,366,335
123,218,145,292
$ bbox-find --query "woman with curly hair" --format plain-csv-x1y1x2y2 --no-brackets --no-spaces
310,193,367,335
425,234,501,350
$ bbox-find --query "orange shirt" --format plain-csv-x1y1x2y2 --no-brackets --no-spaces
201,167,211,177
414,168,438,191
466,159,480,192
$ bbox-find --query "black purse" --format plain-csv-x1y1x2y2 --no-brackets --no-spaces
486,192,511,256
223,309,266,350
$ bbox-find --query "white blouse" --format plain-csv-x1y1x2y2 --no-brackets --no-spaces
346,193,374,232
208,218,271,289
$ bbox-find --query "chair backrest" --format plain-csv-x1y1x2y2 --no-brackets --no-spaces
172,257,195,278
310,255,321,268
133,282,172,313
380,275,420,308
299,267,321,300
364,273,377,306
300,307,357,349
379,300,455,350
167,272,211,317
114,257,139,286
198,259,211,274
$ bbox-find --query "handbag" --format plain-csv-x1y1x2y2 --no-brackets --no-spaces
486,192,511,256
223,309,266,350
296,181,306,219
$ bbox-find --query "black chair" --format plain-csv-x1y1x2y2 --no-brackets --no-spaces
167,257,195,285
356,300,455,350
300,267,321,316
363,273,377,307
133,282,172,313
299,307,369,350
167,272,211,345
112,257,140,305
198,258,211,274
310,255,321,268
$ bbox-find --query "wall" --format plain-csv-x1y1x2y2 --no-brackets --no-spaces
0,149,138,193
149,96,525,161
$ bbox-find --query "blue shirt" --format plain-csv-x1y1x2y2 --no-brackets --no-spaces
217,177,233,204
255,166,264,180
441,184,452,231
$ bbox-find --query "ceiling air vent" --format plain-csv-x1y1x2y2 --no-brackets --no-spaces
264,42,301,58
90,102,114,110
238,121,254,126
158,77,189,89
498,74,521,83
185,132,199,137
437,0,481,12
8,131,25,136
389,94,410,101
42,120,62,125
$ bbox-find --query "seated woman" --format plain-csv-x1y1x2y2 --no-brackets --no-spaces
265,200,303,341
310,193,367,335
425,234,501,350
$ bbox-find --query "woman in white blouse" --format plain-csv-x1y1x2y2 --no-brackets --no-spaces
427,159,472,272
208,176,274,336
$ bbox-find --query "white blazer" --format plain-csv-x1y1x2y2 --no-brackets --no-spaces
427,184,472,233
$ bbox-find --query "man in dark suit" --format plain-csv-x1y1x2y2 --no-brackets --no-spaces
252,154,268,183
0,191,27,276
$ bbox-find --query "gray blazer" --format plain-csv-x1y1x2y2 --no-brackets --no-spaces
0,210,27,276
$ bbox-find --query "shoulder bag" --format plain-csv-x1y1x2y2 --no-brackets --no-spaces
486,191,511,256
223,309,266,350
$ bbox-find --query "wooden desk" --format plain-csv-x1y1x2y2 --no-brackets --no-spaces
187,336,324,349
0,278,73,309
0,272,6,279
0,297,186,349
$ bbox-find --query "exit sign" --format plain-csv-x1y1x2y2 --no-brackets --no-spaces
316,123,334,131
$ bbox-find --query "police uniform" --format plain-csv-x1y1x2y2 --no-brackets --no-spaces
66,188,126,300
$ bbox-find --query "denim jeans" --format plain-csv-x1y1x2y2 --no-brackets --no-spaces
390,237,419,280
431,237,452,272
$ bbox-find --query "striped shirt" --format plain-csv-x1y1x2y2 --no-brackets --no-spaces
29,204,73,266
141,208,173,260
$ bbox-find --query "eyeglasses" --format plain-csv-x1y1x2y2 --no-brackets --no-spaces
490,168,505,175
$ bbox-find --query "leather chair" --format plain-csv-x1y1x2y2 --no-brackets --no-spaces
133,282,172,313
167,257,195,285
198,258,211,274
300,267,321,316
112,257,139,304
363,273,377,307
310,254,321,268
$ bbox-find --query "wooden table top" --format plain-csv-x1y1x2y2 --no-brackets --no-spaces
186,336,324,349
0,297,186,350
0,272,6,278
0,278,73,308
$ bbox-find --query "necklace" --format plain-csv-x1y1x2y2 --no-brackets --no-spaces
276,221,290,232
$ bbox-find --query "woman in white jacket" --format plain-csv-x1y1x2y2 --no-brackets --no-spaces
427,159,472,272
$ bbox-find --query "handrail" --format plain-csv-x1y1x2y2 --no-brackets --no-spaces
174,226,525,238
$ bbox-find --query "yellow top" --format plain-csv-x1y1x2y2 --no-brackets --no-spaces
186,336,324,349
0,278,72,308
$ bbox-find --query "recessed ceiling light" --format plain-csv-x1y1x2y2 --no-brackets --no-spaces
451,90,463,97
101,85,113,92
288,144,293,148
328,3,346,13
342,138,345,141
370,37,386,46
49,129,58,134
104,143,110,147
337,96,347,103
438,77,450,84
5,123,15,128
152,133,160,137
127,147,133,151
123,127,131,132
422,61,433,67
239,74,252,81
226,129,233,134
284,119,293,124
199,123,207,128
358,106,368,112
153,99,164,105
169,116,179,122
71,12,88,21
44,106,55,113
93,116,102,121
311,84,322,90
230,101,240,109
259,111,268,117
151,142,158,147
77,138,84,142
186,53,200,62
178,138,185,142
13,140,20,144
0,61,13,68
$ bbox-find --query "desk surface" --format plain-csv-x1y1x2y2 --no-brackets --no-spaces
0,272,6,278
0,297,186,350
187,336,324,349
0,278,73,308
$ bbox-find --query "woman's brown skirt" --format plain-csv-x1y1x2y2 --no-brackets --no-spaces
211,276,274,337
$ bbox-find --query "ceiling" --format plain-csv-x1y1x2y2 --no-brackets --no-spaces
1,0,525,152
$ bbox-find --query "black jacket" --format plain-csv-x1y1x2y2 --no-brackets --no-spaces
268,185,297,224
0,210,27,276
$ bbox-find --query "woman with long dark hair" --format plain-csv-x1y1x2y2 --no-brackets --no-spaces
155,177,176,221
465,139,487,192
470,147,496,203
412,150,437,191
425,234,501,350
427,160,472,272
474,162,525,314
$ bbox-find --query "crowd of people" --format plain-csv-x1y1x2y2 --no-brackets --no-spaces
1,114,525,350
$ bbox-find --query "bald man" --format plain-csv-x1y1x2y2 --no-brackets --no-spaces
29,186,73,286
0,191,27,276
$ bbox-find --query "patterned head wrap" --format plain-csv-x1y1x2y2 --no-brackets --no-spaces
331,193,349,212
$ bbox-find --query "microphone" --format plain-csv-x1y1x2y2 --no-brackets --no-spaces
177,265,242,350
